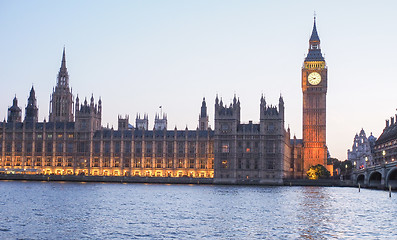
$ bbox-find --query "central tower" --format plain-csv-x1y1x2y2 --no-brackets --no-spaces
49,48,74,122
302,17,327,172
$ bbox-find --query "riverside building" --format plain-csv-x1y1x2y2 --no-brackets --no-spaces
0,18,329,182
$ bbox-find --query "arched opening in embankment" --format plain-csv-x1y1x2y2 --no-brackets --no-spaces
357,174,365,186
368,171,382,188
386,168,397,190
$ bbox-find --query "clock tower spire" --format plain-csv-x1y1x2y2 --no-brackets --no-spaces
302,17,328,173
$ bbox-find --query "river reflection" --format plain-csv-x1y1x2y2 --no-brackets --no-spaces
0,181,396,239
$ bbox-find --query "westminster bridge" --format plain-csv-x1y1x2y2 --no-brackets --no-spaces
352,161,397,189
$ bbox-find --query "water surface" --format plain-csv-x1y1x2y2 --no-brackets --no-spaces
0,181,396,239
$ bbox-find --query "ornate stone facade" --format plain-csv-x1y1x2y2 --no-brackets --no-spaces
302,17,328,171
373,114,397,166
213,95,293,184
0,18,327,181
347,129,376,169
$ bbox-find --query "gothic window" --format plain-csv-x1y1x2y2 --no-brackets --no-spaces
56,157,62,166
178,159,183,168
134,158,141,168
104,142,110,154
26,157,31,166
103,158,110,167
267,160,274,170
221,160,228,169
93,158,99,167
36,157,42,166
25,142,32,153
200,159,206,169
167,142,173,157
146,142,152,157
114,142,121,153
177,142,184,157
45,157,51,166
188,142,195,157
124,141,131,153
189,158,195,168
16,142,22,152
94,143,100,153
167,158,173,168
56,143,63,153
114,158,120,167
222,143,229,153
6,143,11,152
46,142,53,153
156,159,162,168
135,142,142,157
246,159,250,169
145,159,151,168
123,157,130,167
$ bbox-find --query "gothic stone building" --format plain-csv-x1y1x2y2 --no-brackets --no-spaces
347,129,376,169
0,18,329,181
213,95,294,184
0,49,214,178
373,114,397,166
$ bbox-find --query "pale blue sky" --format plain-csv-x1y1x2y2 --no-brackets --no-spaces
1,1,397,161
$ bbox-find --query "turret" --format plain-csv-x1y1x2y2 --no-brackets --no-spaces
199,97,209,130
25,86,38,123
136,114,148,130
75,95,80,112
154,113,167,130
7,95,22,123
118,115,130,130
214,95,241,134
75,94,102,132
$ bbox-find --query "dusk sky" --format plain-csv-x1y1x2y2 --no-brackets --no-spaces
1,1,396,161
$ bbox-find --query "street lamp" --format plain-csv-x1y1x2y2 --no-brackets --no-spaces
383,150,386,164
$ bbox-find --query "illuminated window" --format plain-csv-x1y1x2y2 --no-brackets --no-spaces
221,160,228,169
222,143,229,153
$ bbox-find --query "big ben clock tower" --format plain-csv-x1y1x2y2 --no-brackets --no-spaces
302,17,327,172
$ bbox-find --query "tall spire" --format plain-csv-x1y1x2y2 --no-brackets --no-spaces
305,16,324,62
57,47,69,87
309,16,320,42
49,47,74,122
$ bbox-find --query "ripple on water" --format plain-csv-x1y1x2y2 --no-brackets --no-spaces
0,182,396,239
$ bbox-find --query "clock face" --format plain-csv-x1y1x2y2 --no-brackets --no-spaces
308,72,321,85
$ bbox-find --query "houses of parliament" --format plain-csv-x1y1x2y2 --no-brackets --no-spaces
0,19,329,183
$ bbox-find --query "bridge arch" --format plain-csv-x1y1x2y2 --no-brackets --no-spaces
356,174,365,186
386,167,397,189
368,171,382,188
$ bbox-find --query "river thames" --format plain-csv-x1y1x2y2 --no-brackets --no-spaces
0,181,396,239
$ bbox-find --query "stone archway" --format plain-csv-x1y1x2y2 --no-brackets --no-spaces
368,171,382,188
386,167,397,189
357,174,365,186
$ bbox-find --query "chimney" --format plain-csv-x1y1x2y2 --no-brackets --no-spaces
386,120,390,127
391,117,395,125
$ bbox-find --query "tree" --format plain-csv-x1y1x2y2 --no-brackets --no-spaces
307,164,331,180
